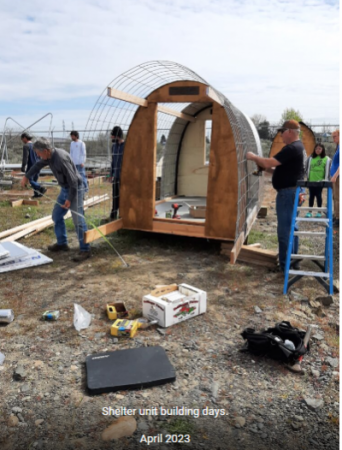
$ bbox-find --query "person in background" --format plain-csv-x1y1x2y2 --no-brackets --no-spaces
21,137,91,262
70,130,88,196
305,144,331,218
110,126,125,220
247,120,304,272
21,132,47,199
330,130,340,228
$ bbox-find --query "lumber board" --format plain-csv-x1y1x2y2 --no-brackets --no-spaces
120,103,158,230
230,231,245,264
107,87,148,107
150,284,178,297
11,199,40,207
151,220,206,238
87,176,106,186
153,218,204,226
157,105,195,123
205,103,238,239
84,219,123,243
11,199,24,207
0,195,109,241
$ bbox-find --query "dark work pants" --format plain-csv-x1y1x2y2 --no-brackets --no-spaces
309,186,323,208
111,178,120,218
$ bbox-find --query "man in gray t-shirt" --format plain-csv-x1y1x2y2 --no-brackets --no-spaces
21,137,91,262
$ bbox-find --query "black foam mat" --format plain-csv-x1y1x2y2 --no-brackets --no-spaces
86,346,176,395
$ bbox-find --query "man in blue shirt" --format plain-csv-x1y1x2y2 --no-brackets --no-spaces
330,130,339,228
110,126,125,220
21,132,47,199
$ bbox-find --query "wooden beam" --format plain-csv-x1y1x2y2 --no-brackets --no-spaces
11,199,24,207
84,218,123,244
230,231,245,264
23,200,39,206
206,86,223,105
157,105,195,123
107,87,148,107
152,220,206,238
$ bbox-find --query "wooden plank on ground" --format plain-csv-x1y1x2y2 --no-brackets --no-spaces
23,200,40,206
11,199,24,207
84,219,123,244
230,232,245,264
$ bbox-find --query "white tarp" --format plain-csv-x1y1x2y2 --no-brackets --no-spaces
0,242,52,273
0,244,10,260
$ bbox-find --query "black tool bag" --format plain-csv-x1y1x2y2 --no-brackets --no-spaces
241,321,309,364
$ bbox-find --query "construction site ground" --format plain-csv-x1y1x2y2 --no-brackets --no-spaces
0,175,339,450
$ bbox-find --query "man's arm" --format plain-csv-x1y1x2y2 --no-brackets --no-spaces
331,167,340,183
21,145,29,172
25,159,49,179
81,142,86,166
246,152,281,169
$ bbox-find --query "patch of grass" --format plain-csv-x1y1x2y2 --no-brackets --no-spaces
166,417,196,435
0,200,10,207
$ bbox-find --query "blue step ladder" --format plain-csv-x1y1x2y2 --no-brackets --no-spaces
283,181,334,295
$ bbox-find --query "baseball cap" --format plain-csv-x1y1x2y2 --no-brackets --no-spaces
277,120,300,132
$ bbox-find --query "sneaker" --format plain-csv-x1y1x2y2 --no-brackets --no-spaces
305,212,312,218
40,187,47,195
315,212,322,218
73,251,91,262
47,243,70,252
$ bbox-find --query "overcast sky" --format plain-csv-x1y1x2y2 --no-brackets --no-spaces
0,0,339,132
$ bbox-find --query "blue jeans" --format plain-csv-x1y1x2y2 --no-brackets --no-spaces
76,165,88,193
28,173,41,191
52,187,90,252
276,188,298,269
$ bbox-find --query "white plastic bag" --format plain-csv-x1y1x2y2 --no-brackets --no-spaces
0,352,5,365
73,303,92,332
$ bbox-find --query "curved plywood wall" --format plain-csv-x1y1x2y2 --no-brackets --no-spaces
269,121,316,158
177,108,211,196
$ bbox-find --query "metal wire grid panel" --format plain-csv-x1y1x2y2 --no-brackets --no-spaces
84,61,263,237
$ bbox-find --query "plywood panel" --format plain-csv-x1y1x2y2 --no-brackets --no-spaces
148,81,212,103
205,104,238,238
120,103,158,230
269,122,316,158
177,110,211,196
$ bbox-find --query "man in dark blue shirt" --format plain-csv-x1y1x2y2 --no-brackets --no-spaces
330,130,339,228
110,126,125,220
21,132,47,199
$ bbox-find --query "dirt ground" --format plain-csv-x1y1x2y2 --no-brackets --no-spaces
0,176,339,450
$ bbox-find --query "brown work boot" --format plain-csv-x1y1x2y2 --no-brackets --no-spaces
47,243,70,252
73,251,91,262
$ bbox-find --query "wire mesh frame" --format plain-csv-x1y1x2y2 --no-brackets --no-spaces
83,61,263,241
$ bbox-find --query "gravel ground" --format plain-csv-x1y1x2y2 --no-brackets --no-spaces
0,177,339,449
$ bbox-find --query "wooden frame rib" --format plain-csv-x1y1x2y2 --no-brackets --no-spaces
84,219,123,244
107,87,148,107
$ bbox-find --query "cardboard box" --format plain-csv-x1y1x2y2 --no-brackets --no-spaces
189,205,206,218
142,283,207,328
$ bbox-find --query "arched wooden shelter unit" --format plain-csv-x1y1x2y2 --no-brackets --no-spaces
84,61,264,262
269,121,316,158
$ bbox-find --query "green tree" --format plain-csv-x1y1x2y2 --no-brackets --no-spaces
258,120,270,140
280,108,303,124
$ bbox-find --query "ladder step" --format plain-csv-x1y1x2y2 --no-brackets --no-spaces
299,207,327,211
291,254,325,260
288,270,330,277
296,218,329,223
294,231,326,236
